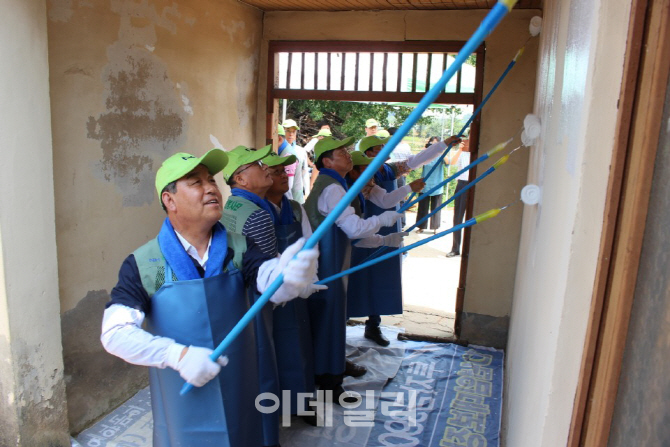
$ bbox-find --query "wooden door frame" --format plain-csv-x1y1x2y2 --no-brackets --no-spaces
568,0,670,445
265,40,487,338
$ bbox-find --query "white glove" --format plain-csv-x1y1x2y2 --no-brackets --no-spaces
270,238,324,304
382,232,409,248
176,346,229,387
377,210,402,228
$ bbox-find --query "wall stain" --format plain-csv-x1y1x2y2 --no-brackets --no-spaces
61,290,148,433
87,6,188,206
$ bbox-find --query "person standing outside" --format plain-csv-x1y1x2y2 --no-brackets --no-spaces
101,149,320,447
447,138,471,257
416,136,463,234
304,136,402,400
282,119,308,204
354,118,379,151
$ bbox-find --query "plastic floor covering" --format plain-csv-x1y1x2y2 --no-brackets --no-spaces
74,326,503,447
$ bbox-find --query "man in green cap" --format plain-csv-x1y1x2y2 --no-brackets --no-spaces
220,144,323,445
303,136,403,400
350,134,461,347
101,149,321,447
354,117,379,151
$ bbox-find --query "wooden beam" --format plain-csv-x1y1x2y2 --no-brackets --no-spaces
571,0,670,445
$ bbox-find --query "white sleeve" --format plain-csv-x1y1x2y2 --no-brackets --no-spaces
367,184,412,209
286,175,294,200
406,141,448,170
318,184,383,239
354,234,384,248
101,304,185,370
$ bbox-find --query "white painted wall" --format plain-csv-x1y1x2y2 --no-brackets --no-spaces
504,0,632,445
0,0,69,444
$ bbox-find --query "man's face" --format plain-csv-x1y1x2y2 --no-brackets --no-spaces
461,139,471,152
165,164,223,226
285,127,298,144
364,145,383,158
268,165,289,195
324,148,353,175
365,126,377,137
278,135,285,145
320,124,331,131
234,160,273,192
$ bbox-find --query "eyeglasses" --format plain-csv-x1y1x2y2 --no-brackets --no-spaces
236,160,265,176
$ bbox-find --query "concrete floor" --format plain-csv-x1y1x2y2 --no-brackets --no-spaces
351,208,462,340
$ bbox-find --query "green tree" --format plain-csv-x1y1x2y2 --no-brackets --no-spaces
284,99,433,141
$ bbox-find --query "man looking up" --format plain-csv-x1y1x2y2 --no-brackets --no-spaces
304,136,402,400
101,149,320,447
263,152,319,422
221,144,321,446
349,134,461,347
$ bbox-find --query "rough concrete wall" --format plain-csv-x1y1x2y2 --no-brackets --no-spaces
46,0,262,432
0,1,70,445
503,0,632,445
608,70,670,447
261,9,539,344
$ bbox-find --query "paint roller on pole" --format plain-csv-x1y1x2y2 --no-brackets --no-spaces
316,204,514,286
363,147,517,263
405,30,532,206
180,0,519,396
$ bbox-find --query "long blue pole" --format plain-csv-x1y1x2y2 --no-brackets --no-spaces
363,154,509,263
181,0,517,395
316,206,505,285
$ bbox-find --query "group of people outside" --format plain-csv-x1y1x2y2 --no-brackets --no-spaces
101,115,468,447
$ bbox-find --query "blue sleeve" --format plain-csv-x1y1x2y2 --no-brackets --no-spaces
107,254,151,315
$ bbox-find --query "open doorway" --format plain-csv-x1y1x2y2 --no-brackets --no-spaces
267,40,484,340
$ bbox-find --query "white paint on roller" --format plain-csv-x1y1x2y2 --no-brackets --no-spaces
521,184,541,205
529,16,542,36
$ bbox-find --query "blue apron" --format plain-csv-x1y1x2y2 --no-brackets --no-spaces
273,213,316,411
307,224,350,377
347,165,404,317
249,288,280,446
146,262,263,447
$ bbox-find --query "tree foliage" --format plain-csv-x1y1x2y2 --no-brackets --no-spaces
284,99,433,145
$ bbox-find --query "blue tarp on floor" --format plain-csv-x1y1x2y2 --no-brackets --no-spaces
75,327,503,447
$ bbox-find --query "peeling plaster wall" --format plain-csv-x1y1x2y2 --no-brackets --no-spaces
46,0,262,432
503,0,632,445
261,9,539,345
1,0,70,445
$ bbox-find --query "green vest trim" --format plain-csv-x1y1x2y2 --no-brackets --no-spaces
221,196,259,235
304,175,362,231
133,232,247,297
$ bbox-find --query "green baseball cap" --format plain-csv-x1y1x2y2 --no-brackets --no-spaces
313,128,332,138
155,149,228,199
376,129,390,139
277,124,285,136
221,144,273,182
314,136,355,163
263,152,297,167
365,118,379,128
351,151,373,167
282,119,300,130
359,135,389,153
